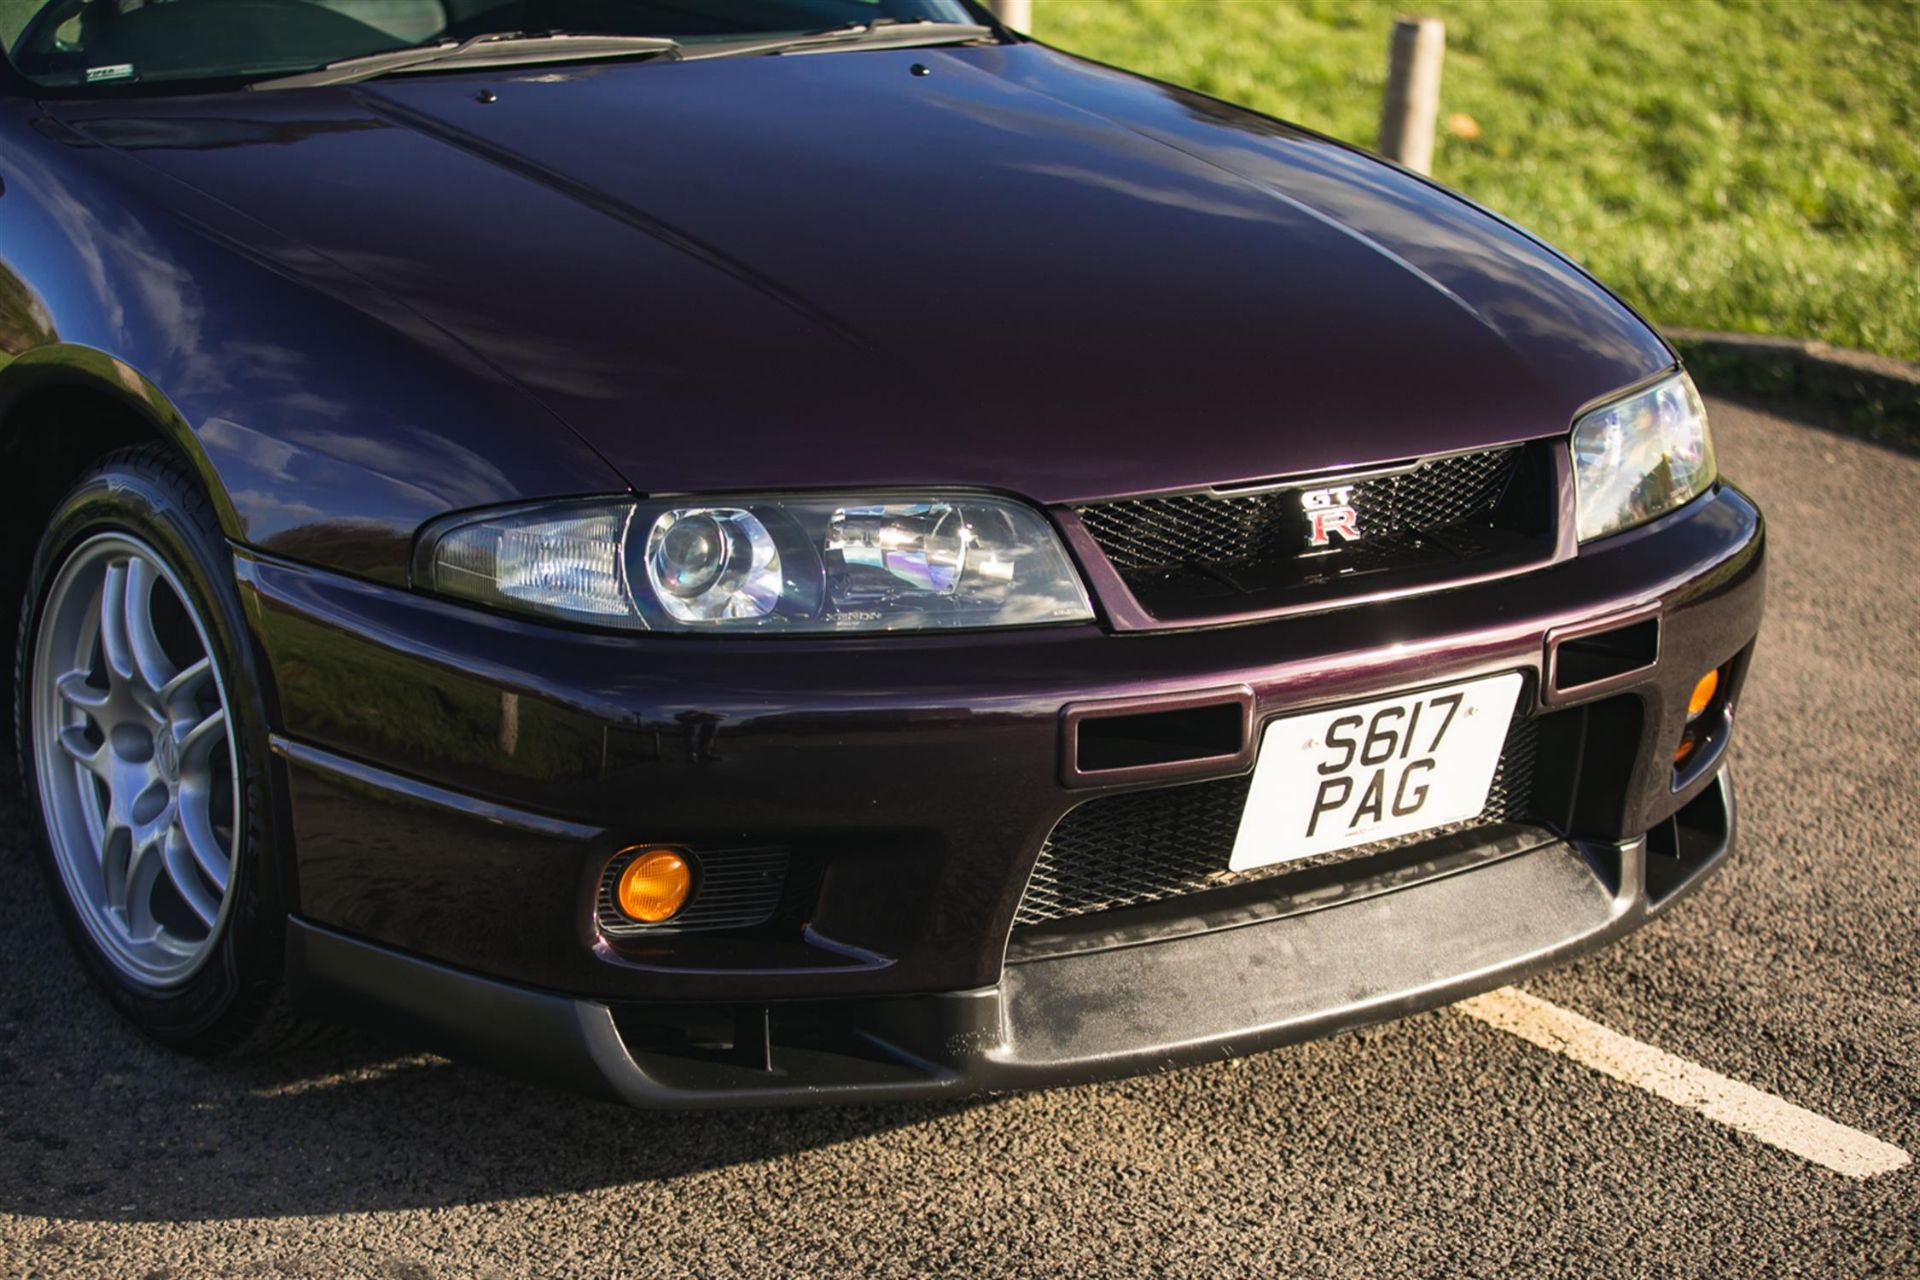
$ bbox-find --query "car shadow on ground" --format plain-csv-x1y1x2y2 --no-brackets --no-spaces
0,813,982,1224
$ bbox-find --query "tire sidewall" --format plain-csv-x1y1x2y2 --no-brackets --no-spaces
16,452,287,1048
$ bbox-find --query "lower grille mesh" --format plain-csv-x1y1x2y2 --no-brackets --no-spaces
1015,713,1541,928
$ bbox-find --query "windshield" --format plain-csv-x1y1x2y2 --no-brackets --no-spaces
2,0,984,91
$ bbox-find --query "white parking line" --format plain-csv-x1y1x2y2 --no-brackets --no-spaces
1458,986,1912,1180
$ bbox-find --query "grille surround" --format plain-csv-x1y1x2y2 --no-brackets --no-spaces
1014,712,1541,929
1073,447,1539,620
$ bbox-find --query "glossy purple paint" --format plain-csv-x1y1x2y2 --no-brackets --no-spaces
246,483,1763,1001
0,31,1766,1104
14,42,1668,586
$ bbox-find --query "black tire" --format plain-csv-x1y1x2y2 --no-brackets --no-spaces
15,444,313,1054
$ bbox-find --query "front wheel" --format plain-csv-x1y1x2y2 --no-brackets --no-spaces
31,528,240,984
17,445,305,1052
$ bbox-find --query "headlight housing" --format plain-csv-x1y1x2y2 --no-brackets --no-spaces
419,493,1094,634
1571,371,1717,542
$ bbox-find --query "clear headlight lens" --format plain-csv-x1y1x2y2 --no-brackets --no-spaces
1571,372,1717,542
421,493,1093,633
429,507,635,624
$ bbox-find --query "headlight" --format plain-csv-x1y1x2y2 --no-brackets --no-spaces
420,493,1094,633
1571,371,1717,542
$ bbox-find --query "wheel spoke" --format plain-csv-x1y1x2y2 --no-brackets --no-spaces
97,561,135,684
161,825,221,929
121,830,163,937
156,657,212,717
175,803,230,894
56,726,105,775
55,670,110,712
122,556,177,697
176,706,228,766
104,818,138,912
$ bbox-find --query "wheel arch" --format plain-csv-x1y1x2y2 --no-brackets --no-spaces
0,344,237,716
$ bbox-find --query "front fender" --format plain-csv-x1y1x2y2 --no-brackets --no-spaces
0,101,625,585
0,341,242,535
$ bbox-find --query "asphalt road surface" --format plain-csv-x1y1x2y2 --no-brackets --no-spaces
2,397,1915,1278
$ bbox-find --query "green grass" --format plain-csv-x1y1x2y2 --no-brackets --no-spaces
6,1,1912,361
0,2,30,45
1037,0,1920,362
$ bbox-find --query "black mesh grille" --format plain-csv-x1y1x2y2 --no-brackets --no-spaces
597,847,787,937
1015,713,1541,928
1347,449,1523,541
1077,490,1305,575
1073,448,1533,618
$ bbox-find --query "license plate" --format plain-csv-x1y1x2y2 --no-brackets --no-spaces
1228,672,1523,871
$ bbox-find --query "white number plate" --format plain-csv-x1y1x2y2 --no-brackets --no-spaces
1228,672,1523,871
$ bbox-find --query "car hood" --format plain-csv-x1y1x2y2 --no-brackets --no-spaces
60,43,1671,504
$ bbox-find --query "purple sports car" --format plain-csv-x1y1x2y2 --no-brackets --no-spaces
0,0,1763,1105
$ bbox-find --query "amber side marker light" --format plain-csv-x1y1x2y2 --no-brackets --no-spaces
616,848,693,923
1675,668,1724,765
1687,669,1720,720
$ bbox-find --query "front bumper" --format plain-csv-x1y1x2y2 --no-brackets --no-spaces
289,771,1734,1107
241,482,1764,1103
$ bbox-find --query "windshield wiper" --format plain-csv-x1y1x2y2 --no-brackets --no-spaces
252,31,680,91
681,19,996,62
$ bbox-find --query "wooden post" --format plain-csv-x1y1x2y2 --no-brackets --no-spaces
498,690,520,756
985,0,1031,33
1379,16,1445,174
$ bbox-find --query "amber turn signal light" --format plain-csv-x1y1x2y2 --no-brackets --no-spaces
1687,669,1720,721
615,848,692,923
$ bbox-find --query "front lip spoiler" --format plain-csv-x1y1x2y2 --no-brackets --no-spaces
286,771,1735,1109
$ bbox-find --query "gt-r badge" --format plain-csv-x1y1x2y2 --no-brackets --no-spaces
1302,485,1361,546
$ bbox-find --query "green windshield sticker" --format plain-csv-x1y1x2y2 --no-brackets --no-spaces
84,64,135,83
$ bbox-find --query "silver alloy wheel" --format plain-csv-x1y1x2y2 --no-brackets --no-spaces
31,531,241,988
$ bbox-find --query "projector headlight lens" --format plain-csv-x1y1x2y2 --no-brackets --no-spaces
650,513,733,599
644,508,785,622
